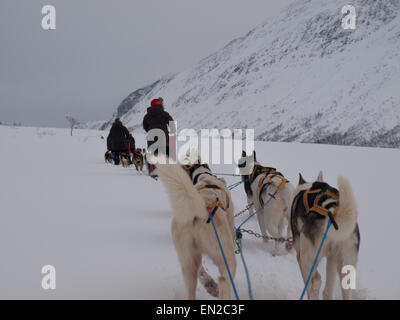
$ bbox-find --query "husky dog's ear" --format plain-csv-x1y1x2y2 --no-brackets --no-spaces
197,154,202,164
242,150,246,157
316,170,324,182
299,173,306,185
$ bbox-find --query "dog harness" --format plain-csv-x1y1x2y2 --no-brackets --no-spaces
193,171,215,185
302,187,340,230
257,173,288,206
303,188,339,217
197,184,230,211
258,173,288,190
248,166,276,186
197,184,231,223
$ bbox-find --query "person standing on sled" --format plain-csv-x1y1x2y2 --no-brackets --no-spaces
142,97,176,177
107,118,130,165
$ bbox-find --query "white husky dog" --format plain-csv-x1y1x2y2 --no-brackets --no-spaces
156,157,236,300
238,151,294,255
291,171,360,300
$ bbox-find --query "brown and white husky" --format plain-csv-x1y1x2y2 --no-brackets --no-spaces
291,171,360,300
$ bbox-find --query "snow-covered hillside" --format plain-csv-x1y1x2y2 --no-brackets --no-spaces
1,125,399,299
98,0,400,148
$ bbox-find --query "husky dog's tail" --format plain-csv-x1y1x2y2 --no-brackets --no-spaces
157,162,209,224
329,176,358,241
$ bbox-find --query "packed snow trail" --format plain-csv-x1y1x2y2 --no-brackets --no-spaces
1,126,399,299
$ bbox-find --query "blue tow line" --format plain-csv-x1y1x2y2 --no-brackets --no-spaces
232,190,279,300
208,210,240,300
237,235,254,300
299,220,332,300
228,177,251,190
210,174,280,300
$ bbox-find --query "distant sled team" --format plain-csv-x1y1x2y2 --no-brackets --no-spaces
104,118,147,172
104,98,174,179
155,149,360,300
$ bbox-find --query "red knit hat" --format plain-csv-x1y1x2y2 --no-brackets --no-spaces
150,98,164,107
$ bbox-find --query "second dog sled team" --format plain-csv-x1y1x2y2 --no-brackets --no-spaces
105,97,361,300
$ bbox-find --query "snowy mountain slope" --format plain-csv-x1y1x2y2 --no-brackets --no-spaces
1,125,400,299
100,0,400,148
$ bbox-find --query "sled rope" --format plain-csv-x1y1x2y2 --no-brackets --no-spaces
228,176,251,190
300,220,332,300
237,188,280,230
236,174,287,229
230,181,287,300
235,231,254,300
208,207,239,300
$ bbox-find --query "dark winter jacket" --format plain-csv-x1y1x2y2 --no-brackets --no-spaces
143,106,175,149
107,121,130,152
143,106,174,136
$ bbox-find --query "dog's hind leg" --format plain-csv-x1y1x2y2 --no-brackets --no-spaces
218,276,230,300
256,211,268,243
272,218,285,256
248,195,254,216
213,243,236,300
299,236,322,300
181,254,201,300
217,260,236,300
337,246,358,300
323,255,337,300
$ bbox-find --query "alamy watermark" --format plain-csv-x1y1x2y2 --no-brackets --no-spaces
342,5,356,30
41,5,56,30
41,265,56,290
145,121,255,173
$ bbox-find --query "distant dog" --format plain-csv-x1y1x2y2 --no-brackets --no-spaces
120,152,131,168
132,148,145,171
238,150,294,255
104,151,113,164
291,171,360,300
157,157,236,300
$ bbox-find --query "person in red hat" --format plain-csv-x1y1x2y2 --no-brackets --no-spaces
143,98,175,176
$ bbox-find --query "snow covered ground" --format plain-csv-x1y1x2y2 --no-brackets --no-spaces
0,125,399,299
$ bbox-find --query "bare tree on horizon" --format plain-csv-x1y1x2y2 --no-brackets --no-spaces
66,116,79,136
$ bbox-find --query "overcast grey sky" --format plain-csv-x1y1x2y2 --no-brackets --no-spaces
0,0,293,127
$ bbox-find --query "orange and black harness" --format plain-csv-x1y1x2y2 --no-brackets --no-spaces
248,166,276,186
302,188,339,230
258,173,288,206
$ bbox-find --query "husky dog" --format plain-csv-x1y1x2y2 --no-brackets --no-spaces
104,150,113,163
120,152,131,168
132,148,145,171
291,171,360,300
157,158,236,300
238,151,294,255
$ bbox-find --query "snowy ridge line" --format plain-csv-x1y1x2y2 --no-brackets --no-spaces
91,0,400,148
